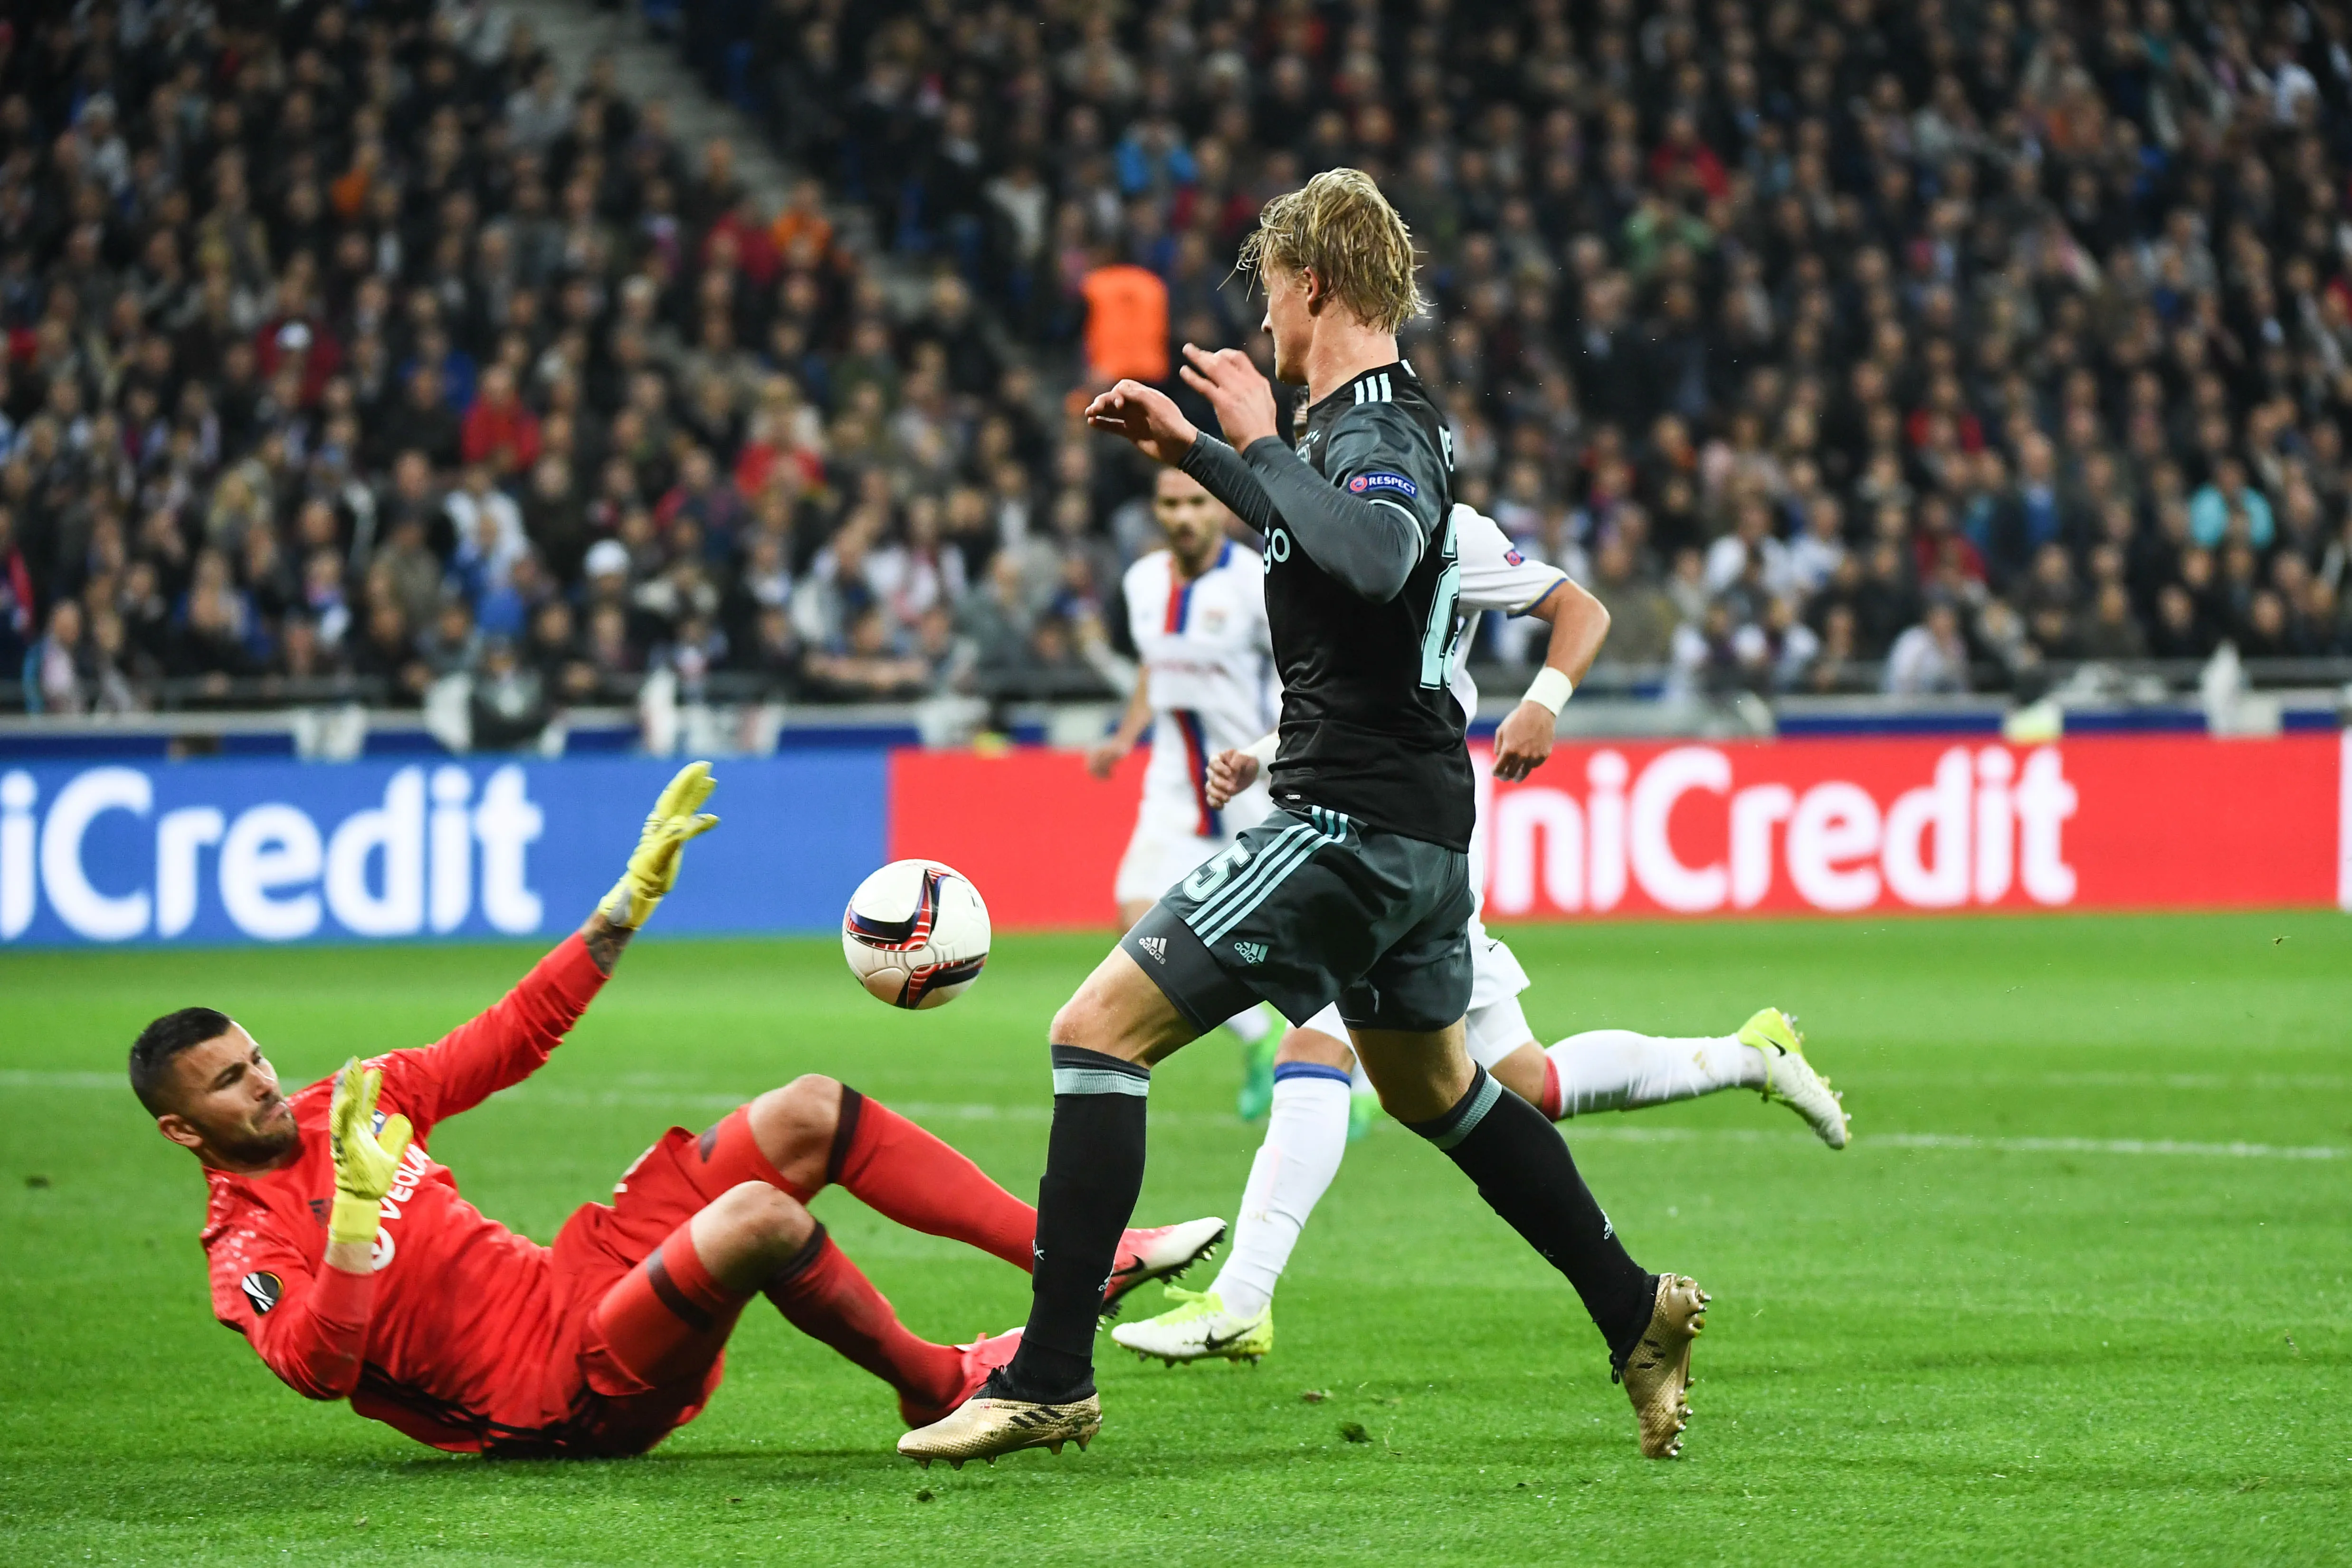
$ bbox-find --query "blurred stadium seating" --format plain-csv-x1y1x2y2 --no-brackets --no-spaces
5,0,2352,752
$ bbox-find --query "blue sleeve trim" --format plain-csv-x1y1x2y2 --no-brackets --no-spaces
1272,1062,1355,1086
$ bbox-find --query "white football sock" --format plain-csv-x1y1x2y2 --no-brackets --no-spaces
1207,1066,1351,1317
1223,1006,1272,1045
1546,1030,1766,1118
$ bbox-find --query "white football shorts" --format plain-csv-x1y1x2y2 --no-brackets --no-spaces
1113,780,1272,907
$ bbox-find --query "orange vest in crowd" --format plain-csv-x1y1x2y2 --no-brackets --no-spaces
1081,263,1169,385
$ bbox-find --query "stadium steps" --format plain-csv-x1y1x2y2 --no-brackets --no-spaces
502,0,1030,381
501,0,878,271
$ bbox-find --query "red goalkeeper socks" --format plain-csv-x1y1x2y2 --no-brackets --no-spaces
594,1227,752,1388
762,1225,963,1416
828,1088,1037,1272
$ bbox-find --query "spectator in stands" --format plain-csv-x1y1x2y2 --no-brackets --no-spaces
382,364,462,473
735,602,807,699
469,637,553,752
2189,457,2278,551
352,601,437,710
461,366,543,479
0,508,33,678
808,603,931,700
1586,537,1676,670
1884,601,1972,697
957,553,1036,693
373,513,446,643
170,553,260,699
448,465,529,602
24,601,87,715
1079,245,1170,387
1803,605,1867,695
423,598,483,682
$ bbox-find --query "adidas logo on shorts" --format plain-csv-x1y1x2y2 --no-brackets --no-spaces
1232,941,1268,964
1138,936,1167,963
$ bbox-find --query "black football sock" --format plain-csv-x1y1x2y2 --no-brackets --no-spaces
997,1045,1150,1401
1406,1064,1658,1362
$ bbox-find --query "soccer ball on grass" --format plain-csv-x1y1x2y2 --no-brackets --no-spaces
841,859,991,1008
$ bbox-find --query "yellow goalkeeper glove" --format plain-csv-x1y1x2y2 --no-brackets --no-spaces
600,760,721,930
326,1058,414,1248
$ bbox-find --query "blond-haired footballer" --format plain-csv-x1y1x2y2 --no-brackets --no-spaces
904,170,1710,1467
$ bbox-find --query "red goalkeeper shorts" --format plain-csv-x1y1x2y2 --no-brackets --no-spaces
523,1106,799,1457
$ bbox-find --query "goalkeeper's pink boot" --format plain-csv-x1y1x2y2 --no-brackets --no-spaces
902,1328,1023,1428
1101,1217,1226,1318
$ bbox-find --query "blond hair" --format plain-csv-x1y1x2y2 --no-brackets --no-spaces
1237,168,1427,333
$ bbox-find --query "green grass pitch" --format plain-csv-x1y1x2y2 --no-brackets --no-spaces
2,911,2347,1565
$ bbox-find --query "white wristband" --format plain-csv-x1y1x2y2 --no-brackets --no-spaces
1522,667,1574,716
1242,732,1280,768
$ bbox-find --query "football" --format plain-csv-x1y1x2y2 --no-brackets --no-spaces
840,859,992,1009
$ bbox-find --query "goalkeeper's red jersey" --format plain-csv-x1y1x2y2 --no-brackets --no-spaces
199,936,609,1450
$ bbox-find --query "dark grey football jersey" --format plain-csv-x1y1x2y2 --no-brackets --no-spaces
1266,359,1473,850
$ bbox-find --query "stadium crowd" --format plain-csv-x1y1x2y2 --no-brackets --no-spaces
1,0,1109,722
10,1,2352,726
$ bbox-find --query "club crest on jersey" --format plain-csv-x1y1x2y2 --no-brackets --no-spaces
1348,472,1417,499
240,1271,282,1315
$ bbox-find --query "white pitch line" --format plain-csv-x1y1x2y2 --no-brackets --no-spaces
1559,1122,2346,1161
8,1072,2342,1160
0,1070,123,1089
1869,1131,2346,1161
1858,1071,2352,1093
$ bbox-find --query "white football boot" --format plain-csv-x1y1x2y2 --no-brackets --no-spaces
1737,1007,1849,1149
1110,1286,1274,1365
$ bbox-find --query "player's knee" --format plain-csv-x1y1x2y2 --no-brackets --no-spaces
1052,948,1186,1063
1049,984,1112,1052
1051,984,1145,1062
1275,1026,1354,1071
749,1074,842,1162
1487,1045,1548,1106
716,1180,814,1255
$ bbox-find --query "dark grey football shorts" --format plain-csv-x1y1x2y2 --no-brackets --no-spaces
1119,802,1473,1035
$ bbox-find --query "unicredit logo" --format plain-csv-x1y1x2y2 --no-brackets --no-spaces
0,764,544,943
1482,744,2079,917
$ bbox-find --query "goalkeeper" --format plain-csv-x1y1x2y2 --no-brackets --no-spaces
129,765,1221,1457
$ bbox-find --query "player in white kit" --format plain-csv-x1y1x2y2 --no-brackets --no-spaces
1089,468,1282,1110
1112,504,1852,1364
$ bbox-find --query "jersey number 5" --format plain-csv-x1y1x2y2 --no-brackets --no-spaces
1181,840,1253,901
1418,507,1463,687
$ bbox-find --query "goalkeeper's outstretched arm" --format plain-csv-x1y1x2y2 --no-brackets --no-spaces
389,763,724,1127
570,753,725,986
